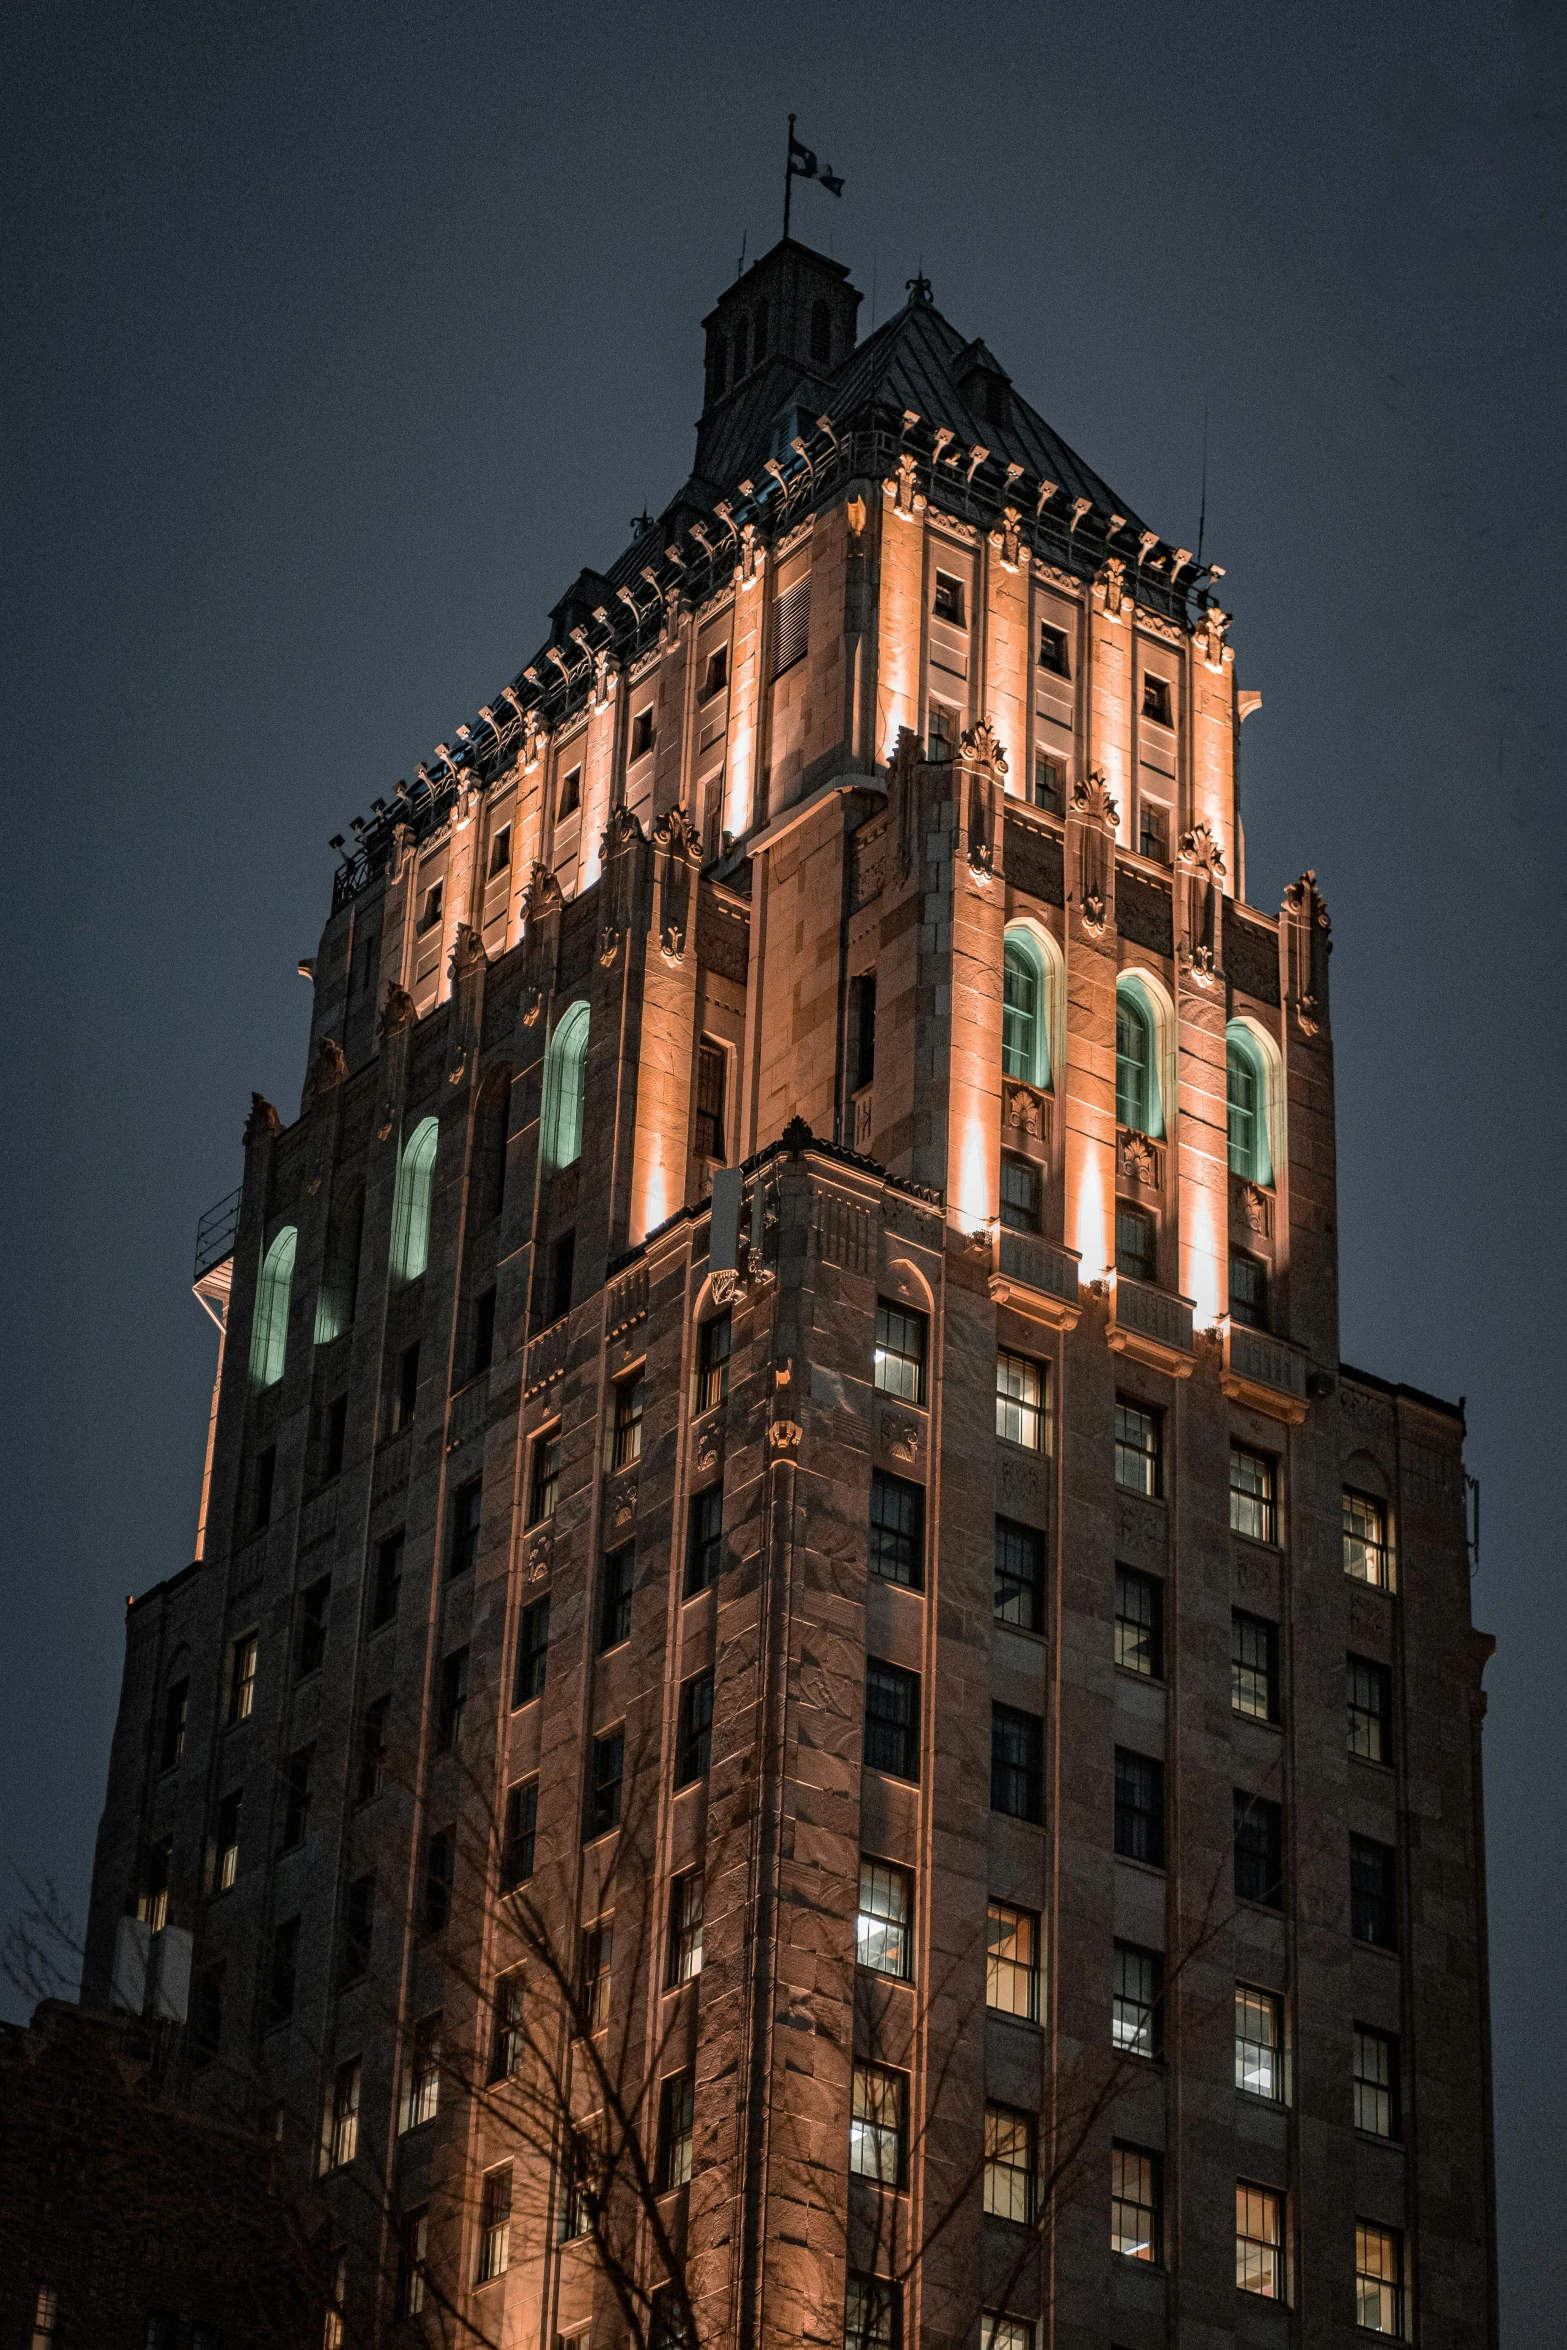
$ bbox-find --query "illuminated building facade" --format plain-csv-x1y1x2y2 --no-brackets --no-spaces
85,239,1497,2348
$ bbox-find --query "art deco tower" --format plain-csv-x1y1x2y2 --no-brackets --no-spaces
85,239,1497,2350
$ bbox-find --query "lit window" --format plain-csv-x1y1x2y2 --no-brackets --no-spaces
1229,1250,1268,1328
514,1594,550,1707
1115,981,1161,1136
864,1659,920,1782
996,1349,1045,1452
1355,2224,1403,2336
1234,1794,1284,1908
932,571,966,625
991,1704,1044,1823
1350,1835,1397,1948
227,1632,257,1723
322,2250,347,2350
1114,1399,1161,1497
869,1469,925,1590
1112,1942,1161,2057
320,2058,361,2173
1115,1566,1163,1678
1037,621,1069,676
541,1003,590,1176
1111,2144,1161,2262
582,1922,613,2033
448,1478,482,1578
1231,1612,1279,1722
1002,929,1050,1087
844,2275,899,2350
390,1119,438,1282
873,1300,926,1403
1000,1153,1041,1233
1115,1750,1163,1867
397,2209,429,2316
994,1516,1044,1633
667,1871,705,1985
983,2103,1036,2224
1347,1656,1391,1762
986,1901,1041,2022
1230,1445,1277,1543
503,1778,538,1887
1138,800,1169,862
685,1485,724,1596
695,1313,732,1414
214,1795,241,1894
613,1373,645,1468
1343,1490,1391,1589
598,1544,635,1651
849,2062,907,2185
658,2072,695,2190
1141,674,1173,726
400,2013,441,2132
477,2165,512,2283
982,2318,1032,2350
1236,2183,1282,2299
1115,1203,1155,1282
1354,2027,1399,2139
856,1860,912,1980
1226,1026,1273,1186
586,1730,624,1838
674,1670,714,1787
1235,1986,1283,2100
31,2289,58,2349
249,1226,297,1389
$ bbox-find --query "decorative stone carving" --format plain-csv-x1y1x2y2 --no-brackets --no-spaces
1194,602,1232,671
306,1036,349,1099
1235,1181,1272,1234
767,1419,802,1453
1071,773,1119,831
1096,555,1129,620
520,862,564,923
1119,1129,1160,1187
447,923,487,981
598,925,622,967
612,1478,637,1528
1080,892,1107,939
600,806,646,860
377,982,417,1038
526,1528,552,1581
1186,944,1217,988
521,985,544,1028
1179,820,1226,877
846,494,867,543
692,1428,721,1476
988,504,1026,571
652,804,703,862
968,837,995,885
1179,820,1226,985
958,718,1008,778
1003,1082,1044,1137
883,1416,921,1465
1283,870,1332,1036
659,923,686,966
244,1092,282,1145
884,452,925,520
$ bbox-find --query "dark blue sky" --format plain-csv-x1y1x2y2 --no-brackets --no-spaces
5,3,1561,2333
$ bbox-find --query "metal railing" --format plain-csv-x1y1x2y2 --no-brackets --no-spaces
996,1230,1080,1308
194,1186,242,1282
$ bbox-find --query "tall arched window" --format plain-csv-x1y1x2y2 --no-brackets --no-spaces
1115,979,1163,1138
390,1117,439,1283
1002,929,1050,1091
249,1226,297,1390
1226,1023,1274,1186
541,1002,590,1175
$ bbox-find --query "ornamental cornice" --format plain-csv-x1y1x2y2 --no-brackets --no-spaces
773,514,816,565
694,582,737,629
628,645,662,685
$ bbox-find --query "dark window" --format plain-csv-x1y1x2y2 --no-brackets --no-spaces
675,1671,715,1788
1232,1612,1279,1721
514,1595,550,1707
1230,1445,1278,1543
1348,1656,1392,1762
696,1043,727,1161
1114,1566,1163,1678
873,1300,926,1403
160,1678,188,1772
696,1313,732,1414
667,1870,705,1985
926,703,956,762
994,1516,1045,1633
587,1729,625,1838
267,1918,299,2027
1350,1834,1398,1948
357,1696,388,1803
849,972,877,1091
1037,622,1070,677
418,878,443,933
598,1545,635,1651
869,1469,925,1590
991,1704,1045,1823
448,1478,482,1578
470,1287,497,1378
1141,675,1173,726
850,2062,908,2186
491,1972,525,2082
581,1922,613,2032
844,2274,901,2350
401,2013,442,2132
253,1444,277,1530
685,1486,724,1596
191,1961,224,2065
1110,2143,1162,2263
1138,800,1169,863
282,1745,314,1848
558,766,582,818
141,1832,173,1924
809,296,831,364
487,823,511,877
996,1349,1046,1451
932,571,966,625
1114,1400,1162,1497
503,1778,538,1888
527,1427,561,1526
436,1649,469,1752
393,1340,419,1431
864,1659,920,1781
772,574,811,676
424,1829,455,1932
1354,2026,1400,2139
539,1230,575,1328
999,1153,1042,1234
1234,1793,1284,1908
630,707,655,760
397,2209,430,2317
296,1576,330,1679
322,1392,348,1479
341,1874,375,1983
1030,751,1065,811
1115,1203,1156,1282
658,2071,695,2191
700,644,729,699
613,1372,645,1468
372,1532,403,1628
1115,1750,1164,1867
1229,1250,1268,1328
1112,1942,1162,2057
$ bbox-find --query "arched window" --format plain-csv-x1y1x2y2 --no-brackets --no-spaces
1226,1024,1274,1186
541,1002,590,1175
1002,929,1050,1090
1115,979,1163,1138
249,1226,297,1390
810,298,831,365
390,1117,439,1282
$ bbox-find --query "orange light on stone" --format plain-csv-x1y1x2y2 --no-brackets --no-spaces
1075,1153,1110,1279
958,1116,991,1237
1185,1182,1226,1329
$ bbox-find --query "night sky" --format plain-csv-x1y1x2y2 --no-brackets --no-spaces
5,3,1561,2333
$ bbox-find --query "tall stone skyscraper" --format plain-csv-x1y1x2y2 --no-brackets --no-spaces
84,239,1497,2350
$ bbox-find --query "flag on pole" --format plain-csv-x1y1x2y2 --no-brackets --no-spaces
788,130,844,198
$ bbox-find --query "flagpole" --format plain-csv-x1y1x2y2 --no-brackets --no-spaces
783,113,794,241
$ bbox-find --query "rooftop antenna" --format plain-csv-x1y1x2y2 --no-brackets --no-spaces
1196,398,1210,569
870,251,878,331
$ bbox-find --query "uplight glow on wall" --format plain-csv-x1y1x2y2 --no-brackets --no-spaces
1074,1154,1109,1280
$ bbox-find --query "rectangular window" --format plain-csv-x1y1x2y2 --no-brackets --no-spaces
686,1486,724,1596
849,971,877,1091
587,1729,625,1838
1231,1612,1279,1722
1347,1656,1392,1762
448,1479,482,1578
527,1427,562,1526
503,1777,538,1888
869,1469,925,1590
695,1042,728,1160
995,1349,1046,1452
214,1792,241,1893
469,1288,497,1378
1354,2027,1400,2139
844,2275,900,2350
1141,674,1173,726
282,1745,314,1848
986,1901,1041,2022
371,1532,403,1628
489,1971,525,2082
582,1921,613,2033
613,1372,645,1468
477,2165,512,2282
675,1670,714,1787
296,1575,330,1678
139,1833,171,1929
418,878,443,933
1350,1835,1398,1948
322,1392,348,1478
1114,1400,1162,1497
1112,1942,1162,2058
849,2062,907,2186
873,1300,927,1403
701,644,729,699
1037,621,1070,677
598,1545,635,1651
1236,2183,1282,2300
1229,1250,1268,1329
267,1918,299,2028
994,1516,1045,1633
1115,1750,1164,1867
864,1659,920,1781
435,1648,469,1754
397,2209,429,2317
1234,1793,1284,1908
1235,1986,1283,2100
1356,2224,1404,2336
341,1874,375,1983
772,573,811,676
932,570,966,625
395,1341,420,1430
558,765,582,817
983,2103,1036,2225
542,1230,575,1326
982,2322,1032,2350
856,1860,912,1980
487,823,511,877
424,1829,455,1932
1030,751,1064,812
999,1153,1042,1234
1114,1566,1163,1678
991,1704,1045,1824
927,702,956,762
160,1678,188,1771
696,1314,732,1414
668,1870,705,1985
1230,1444,1278,1543
1115,1203,1156,1281
1343,1490,1391,1589
1111,2144,1161,2263
227,1632,257,1723
630,707,655,760
400,2013,442,2132
253,1443,276,1529
658,2071,695,2190
320,2057,361,2173
1138,800,1170,862
511,1595,549,1708
31,2290,58,2350
356,1696,388,1805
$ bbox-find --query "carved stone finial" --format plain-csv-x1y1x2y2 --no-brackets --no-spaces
377,982,417,1038
1080,891,1108,939
958,717,1008,778
244,1092,282,1145
781,1115,814,1153
306,1036,350,1098
1096,555,1129,620
1178,820,1227,877
1194,602,1232,670
599,806,647,862
652,804,703,863
1071,772,1120,832
520,862,564,923
884,451,925,521
447,922,488,981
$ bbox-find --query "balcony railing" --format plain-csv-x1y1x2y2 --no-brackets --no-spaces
991,1231,1081,1327
1222,1322,1310,1424
193,1186,241,1282
1107,1274,1194,1373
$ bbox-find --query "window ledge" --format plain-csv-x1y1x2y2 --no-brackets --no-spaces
1113,1855,1168,1882
1232,1713,1285,1737
1115,1665,1166,1688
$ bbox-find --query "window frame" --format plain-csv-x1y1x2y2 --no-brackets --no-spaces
1112,1941,1162,2059
1229,1443,1278,1545
1110,2142,1162,2264
503,1777,539,1888
1350,1833,1398,1949
995,1348,1047,1454
1114,1748,1164,1868
1114,1398,1162,1498
1231,1610,1280,1723
869,1467,926,1592
1343,1489,1393,1590
873,1299,927,1405
695,1312,732,1415
1114,1565,1163,1679
994,1515,1045,1634
849,2060,908,2188
612,1369,645,1469
586,1728,625,1839
986,1900,1041,2023
983,2101,1037,2226
1355,2222,1404,2336
1234,1792,1285,1909
856,1859,913,1982
447,1477,483,1579
1234,1984,1284,2102
863,1658,920,1783
1235,2181,1283,2301
514,1594,551,1708
1347,1654,1392,1764
685,1484,724,1597
598,1543,635,1653
1353,2025,1400,2140
990,1702,1045,1824
667,1869,705,1987
674,1669,714,1788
